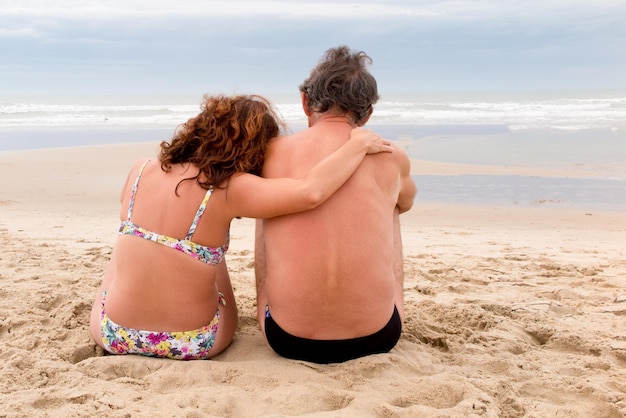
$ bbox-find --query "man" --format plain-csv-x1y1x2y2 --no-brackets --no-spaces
255,46,417,363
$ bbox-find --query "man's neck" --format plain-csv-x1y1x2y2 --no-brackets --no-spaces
308,112,355,128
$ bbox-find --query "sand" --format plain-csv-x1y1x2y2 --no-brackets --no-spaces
0,142,625,417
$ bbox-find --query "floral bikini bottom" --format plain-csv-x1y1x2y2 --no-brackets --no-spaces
99,291,225,360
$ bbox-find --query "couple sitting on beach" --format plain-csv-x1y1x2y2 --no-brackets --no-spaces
88,46,417,364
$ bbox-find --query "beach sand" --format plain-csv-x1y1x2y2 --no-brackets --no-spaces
0,142,625,417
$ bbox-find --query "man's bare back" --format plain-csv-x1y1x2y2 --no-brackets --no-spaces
255,46,417,363
259,117,412,334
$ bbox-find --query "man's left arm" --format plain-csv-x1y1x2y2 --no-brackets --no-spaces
395,149,417,214
392,207,405,323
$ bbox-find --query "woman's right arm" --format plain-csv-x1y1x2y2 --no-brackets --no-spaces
226,128,392,219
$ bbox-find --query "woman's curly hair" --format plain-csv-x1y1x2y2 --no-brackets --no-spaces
159,94,284,191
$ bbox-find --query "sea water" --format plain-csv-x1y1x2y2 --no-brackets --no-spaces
1,90,625,209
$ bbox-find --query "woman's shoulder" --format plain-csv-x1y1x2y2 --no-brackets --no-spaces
127,157,153,174
121,158,154,190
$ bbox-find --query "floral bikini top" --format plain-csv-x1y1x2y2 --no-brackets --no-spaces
118,160,229,266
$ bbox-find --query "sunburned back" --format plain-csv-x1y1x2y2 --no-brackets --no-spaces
261,125,402,340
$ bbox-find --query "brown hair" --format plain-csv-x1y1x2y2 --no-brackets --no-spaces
159,94,283,191
299,45,379,126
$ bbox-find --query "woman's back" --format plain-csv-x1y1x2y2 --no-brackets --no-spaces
89,159,237,357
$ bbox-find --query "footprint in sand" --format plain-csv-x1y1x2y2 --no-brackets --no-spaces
85,246,113,263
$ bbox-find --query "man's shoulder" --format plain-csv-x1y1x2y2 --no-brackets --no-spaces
274,129,310,142
268,134,292,146
389,142,411,163
264,134,297,164
268,131,309,151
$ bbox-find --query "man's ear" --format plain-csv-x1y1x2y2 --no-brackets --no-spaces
356,109,372,127
301,92,312,117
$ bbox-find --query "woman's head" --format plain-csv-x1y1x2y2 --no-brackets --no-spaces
159,94,283,190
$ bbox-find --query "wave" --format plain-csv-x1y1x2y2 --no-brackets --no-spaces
2,93,626,131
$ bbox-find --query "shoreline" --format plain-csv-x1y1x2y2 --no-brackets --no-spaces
0,133,623,225
409,158,624,179
3,139,619,176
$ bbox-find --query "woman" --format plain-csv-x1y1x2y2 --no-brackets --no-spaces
89,94,391,360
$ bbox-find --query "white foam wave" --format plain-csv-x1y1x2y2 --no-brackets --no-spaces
2,95,625,130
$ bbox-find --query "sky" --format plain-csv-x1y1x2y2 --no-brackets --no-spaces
1,0,625,98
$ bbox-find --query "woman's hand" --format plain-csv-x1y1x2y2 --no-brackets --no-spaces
349,128,394,154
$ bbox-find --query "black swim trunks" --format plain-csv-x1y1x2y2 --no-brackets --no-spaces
264,306,402,364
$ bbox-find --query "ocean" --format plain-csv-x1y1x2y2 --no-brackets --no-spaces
1,90,625,210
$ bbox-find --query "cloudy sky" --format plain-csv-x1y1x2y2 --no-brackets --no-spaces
1,0,625,97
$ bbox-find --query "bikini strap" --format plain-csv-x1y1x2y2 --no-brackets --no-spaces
185,187,213,240
126,160,150,221
218,291,227,306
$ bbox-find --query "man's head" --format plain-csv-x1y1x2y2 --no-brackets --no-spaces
299,46,379,126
